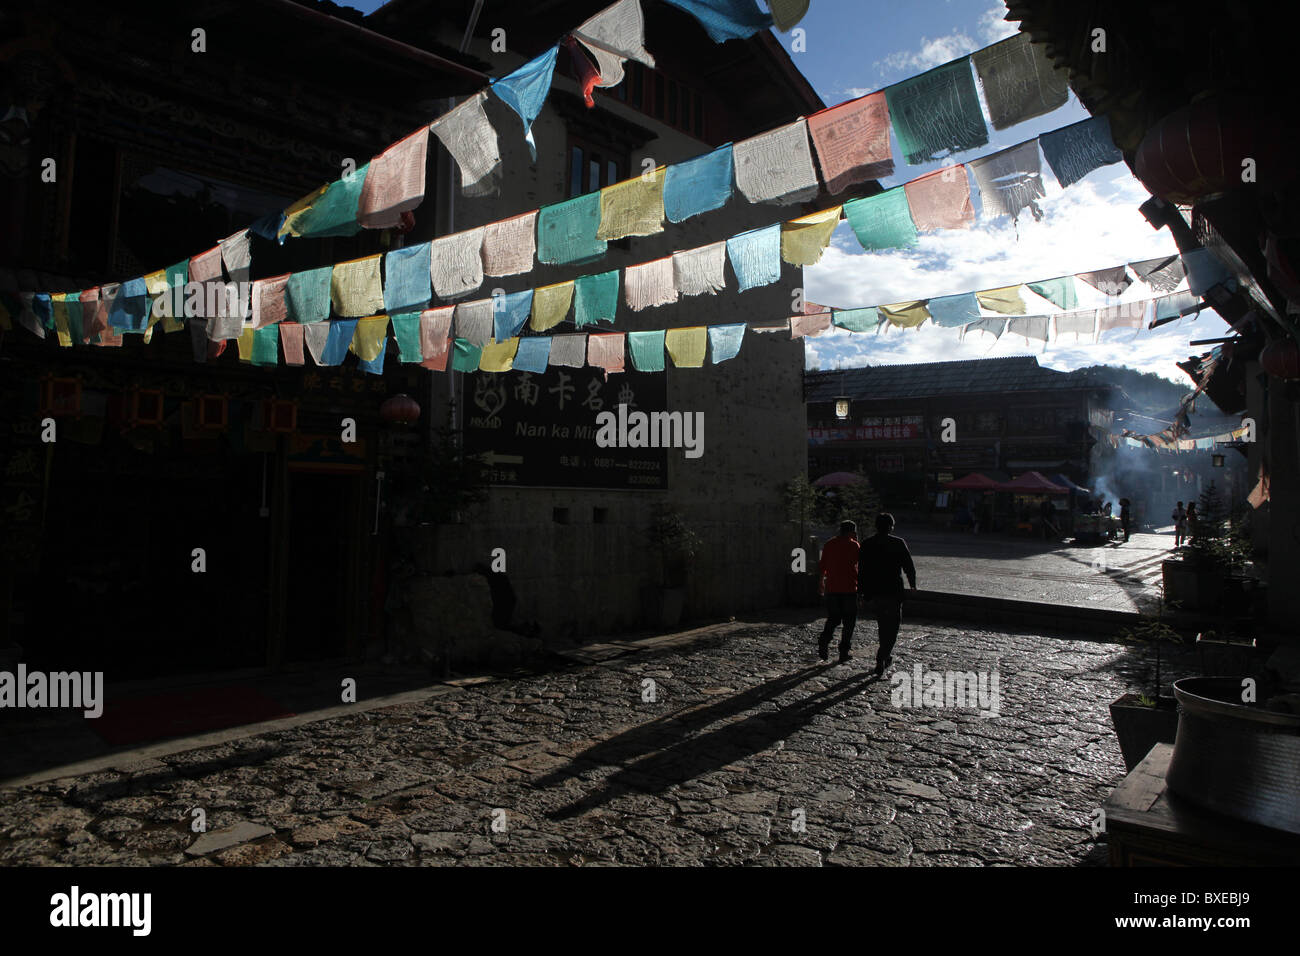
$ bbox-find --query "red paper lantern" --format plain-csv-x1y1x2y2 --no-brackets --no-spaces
380,393,421,425
1134,97,1295,203
1260,337,1300,380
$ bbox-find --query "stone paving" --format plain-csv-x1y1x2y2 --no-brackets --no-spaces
0,618,1195,866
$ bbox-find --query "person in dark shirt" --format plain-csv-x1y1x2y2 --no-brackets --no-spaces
817,520,860,663
1119,497,1132,542
857,512,917,676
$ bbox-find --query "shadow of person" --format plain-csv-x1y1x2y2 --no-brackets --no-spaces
539,667,883,821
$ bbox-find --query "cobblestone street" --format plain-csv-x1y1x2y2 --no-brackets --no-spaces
0,618,1190,867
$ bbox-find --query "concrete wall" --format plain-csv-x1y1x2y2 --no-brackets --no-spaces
409,43,809,637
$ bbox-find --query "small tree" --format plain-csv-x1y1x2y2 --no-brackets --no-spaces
387,424,491,526
1187,482,1247,572
781,474,820,551
645,506,702,589
833,472,882,531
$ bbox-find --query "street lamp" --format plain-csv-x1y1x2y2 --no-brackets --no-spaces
1212,453,1225,468
835,396,850,420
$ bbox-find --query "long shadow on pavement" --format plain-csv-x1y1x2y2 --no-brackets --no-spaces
538,665,886,820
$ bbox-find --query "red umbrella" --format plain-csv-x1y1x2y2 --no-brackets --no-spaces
998,471,1070,494
944,472,1000,490
813,471,865,487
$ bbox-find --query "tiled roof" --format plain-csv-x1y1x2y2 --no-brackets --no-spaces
804,356,1111,402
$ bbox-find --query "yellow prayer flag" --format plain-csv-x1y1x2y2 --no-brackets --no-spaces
479,337,519,372
237,324,256,361
349,315,390,362
596,167,666,240
51,294,73,347
531,281,574,331
975,285,1026,315
780,205,842,266
278,184,330,240
142,270,169,296
665,326,707,367
331,255,385,317
879,301,930,328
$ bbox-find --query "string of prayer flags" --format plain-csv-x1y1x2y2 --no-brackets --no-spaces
588,332,626,376
1038,115,1121,188
925,292,982,328
451,338,483,372
964,316,1006,339
970,33,1069,131
708,323,745,363
879,300,930,329
807,92,893,195
1155,290,1199,322
420,307,454,370
482,211,538,277
384,242,433,314
331,255,385,317
320,318,359,365
280,322,305,365
886,59,989,165
832,307,878,332
726,224,781,291
283,165,368,240
664,0,772,43
573,0,656,68
844,188,917,251
251,274,290,329
513,335,552,373
1027,276,1077,311
538,193,607,265
625,256,678,311
252,324,280,366
454,297,494,347
597,167,666,239
549,333,588,368
286,265,332,324
628,329,666,371
1075,266,1132,297
665,326,707,367
1097,300,1148,331
431,227,486,300
790,310,832,337
767,0,809,31
1129,255,1186,293
390,312,423,363
531,280,574,331
490,45,559,161
663,144,734,222
479,336,519,372
574,269,620,326
430,92,502,197
1007,314,1049,342
904,168,974,232
975,285,1027,315
672,241,728,296
780,206,842,266
1054,308,1097,339
493,289,533,341
733,118,820,205
358,127,429,229
970,140,1045,222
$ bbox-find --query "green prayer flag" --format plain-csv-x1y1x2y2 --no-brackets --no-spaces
451,337,482,371
574,270,620,327
832,308,879,332
251,325,280,366
844,189,917,251
627,330,666,371
390,312,423,363
1027,277,1078,311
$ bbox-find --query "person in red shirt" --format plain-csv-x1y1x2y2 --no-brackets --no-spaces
817,520,860,663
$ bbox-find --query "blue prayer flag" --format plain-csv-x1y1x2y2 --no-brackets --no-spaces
491,46,559,161
493,289,534,342
926,293,982,328
664,144,734,222
663,0,773,42
708,323,745,363
513,336,552,373
320,319,358,366
1038,115,1121,188
725,224,781,292
384,242,432,314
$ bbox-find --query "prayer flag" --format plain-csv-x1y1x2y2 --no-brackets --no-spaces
1039,115,1121,187
1129,255,1186,293
672,242,728,296
430,92,502,197
451,337,483,372
733,118,820,205
975,285,1026,315
303,322,331,365
597,167,666,239
454,298,494,347
879,300,930,328
926,293,981,328
574,270,620,326
358,126,429,229
320,319,359,365
430,227,486,300
493,289,533,342
331,255,385,317
624,257,678,311
807,92,893,193
537,193,607,264
573,0,656,67
490,46,559,160
1027,276,1077,311
663,0,772,42
708,323,745,362
790,311,832,337
384,241,433,313
970,140,1045,222
663,144,733,222
843,188,917,251
1076,266,1132,297
479,337,519,372
549,333,588,368
886,59,988,165
251,274,290,329
587,332,626,376
420,306,454,370
286,265,332,324
513,336,552,373
904,167,974,231
531,280,574,330
780,206,842,266
252,324,280,366
390,312,423,363
350,315,390,361
1054,309,1096,339
665,326,707,367
1007,314,1049,342
832,308,879,332
726,224,781,291
971,33,1069,131
282,165,367,239
482,211,537,277
627,329,665,371
280,322,305,365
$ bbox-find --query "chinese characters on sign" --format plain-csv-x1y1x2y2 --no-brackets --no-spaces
809,423,922,444
463,368,667,488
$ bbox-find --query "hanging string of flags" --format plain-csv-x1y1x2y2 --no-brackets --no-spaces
6,0,1090,335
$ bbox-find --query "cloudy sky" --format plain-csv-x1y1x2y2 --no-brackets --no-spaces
780,0,1227,383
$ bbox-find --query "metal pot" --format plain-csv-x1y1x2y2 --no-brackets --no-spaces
1166,677,1300,835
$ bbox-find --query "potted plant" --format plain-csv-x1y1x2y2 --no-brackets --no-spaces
642,506,701,629
1161,482,1247,612
1109,609,1187,772
781,474,822,607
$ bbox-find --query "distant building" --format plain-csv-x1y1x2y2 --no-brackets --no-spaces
804,357,1113,509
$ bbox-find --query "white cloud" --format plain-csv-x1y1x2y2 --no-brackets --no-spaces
802,165,1229,382
839,86,878,99
978,1,1019,45
875,30,977,76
